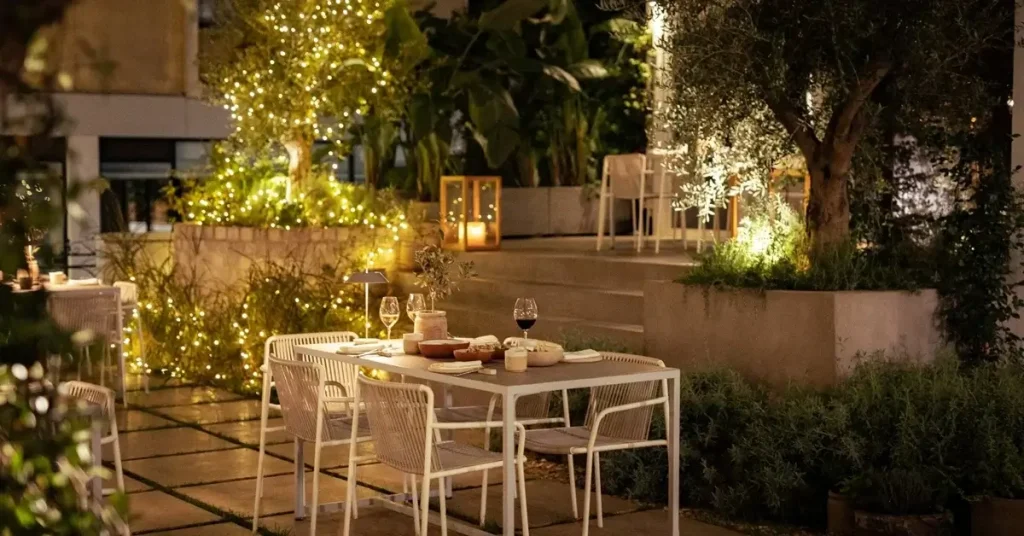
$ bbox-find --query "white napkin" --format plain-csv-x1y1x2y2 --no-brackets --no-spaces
472,335,500,346
335,342,384,355
67,278,99,286
428,360,482,373
564,349,602,362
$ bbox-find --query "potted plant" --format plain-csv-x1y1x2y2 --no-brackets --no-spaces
413,241,474,340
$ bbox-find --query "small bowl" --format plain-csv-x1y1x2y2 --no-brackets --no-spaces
527,349,564,367
454,348,504,363
419,339,471,359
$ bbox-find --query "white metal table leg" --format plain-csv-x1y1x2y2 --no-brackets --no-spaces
669,374,681,536
295,439,306,519
501,395,516,536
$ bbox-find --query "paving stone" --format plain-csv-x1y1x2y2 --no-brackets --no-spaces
338,461,510,492
127,490,220,533
152,399,263,425
103,473,151,493
266,441,375,469
260,508,445,535
203,418,288,445
126,386,242,408
446,480,643,530
183,472,378,519
124,375,186,392
147,522,251,536
125,447,293,488
532,509,744,536
115,408,179,432
105,427,236,461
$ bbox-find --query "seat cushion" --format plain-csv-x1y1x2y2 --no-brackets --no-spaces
435,405,495,423
434,441,501,473
523,426,632,455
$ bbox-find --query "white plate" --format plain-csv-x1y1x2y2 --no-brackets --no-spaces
564,356,603,364
428,362,482,374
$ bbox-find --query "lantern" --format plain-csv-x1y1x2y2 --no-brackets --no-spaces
439,176,501,251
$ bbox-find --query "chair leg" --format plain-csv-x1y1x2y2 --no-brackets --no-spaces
596,189,607,251
410,475,420,532
252,435,268,531
295,439,306,519
310,442,323,536
438,477,448,536
111,433,125,493
518,456,530,536
609,194,616,249
567,454,579,519
419,473,431,536
594,452,604,527
100,345,107,388
582,451,595,536
342,454,360,536
479,425,491,526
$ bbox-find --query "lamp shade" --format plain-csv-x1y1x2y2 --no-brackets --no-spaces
346,270,389,284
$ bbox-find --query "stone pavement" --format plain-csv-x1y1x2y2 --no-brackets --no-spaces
107,382,741,535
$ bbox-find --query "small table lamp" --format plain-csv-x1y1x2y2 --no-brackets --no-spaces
346,270,389,338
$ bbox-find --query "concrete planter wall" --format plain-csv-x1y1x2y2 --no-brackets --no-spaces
643,282,942,387
501,186,630,237
173,223,395,291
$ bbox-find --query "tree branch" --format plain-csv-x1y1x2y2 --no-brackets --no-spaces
830,58,891,144
765,96,819,160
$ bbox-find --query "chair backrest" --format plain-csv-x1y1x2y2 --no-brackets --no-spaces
603,153,647,199
644,152,680,195
59,381,116,431
265,331,358,397
112,281,138,305
357,373,435,475
585,353,666,441
268,357,337,443
48,289,120,344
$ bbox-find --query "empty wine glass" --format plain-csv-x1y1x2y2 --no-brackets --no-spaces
407,293,426,324
513,298,538,340
379,296,400,341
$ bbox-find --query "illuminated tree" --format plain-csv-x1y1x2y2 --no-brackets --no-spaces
201,0,414,191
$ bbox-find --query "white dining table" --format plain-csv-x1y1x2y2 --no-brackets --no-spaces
295,342,682,536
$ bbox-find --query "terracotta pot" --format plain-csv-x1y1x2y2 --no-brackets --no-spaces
971,497,1024,536
828,492,856,536
853,510,952,536
414,311,448,341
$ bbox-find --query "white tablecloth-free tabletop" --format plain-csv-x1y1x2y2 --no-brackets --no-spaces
295,342,682,536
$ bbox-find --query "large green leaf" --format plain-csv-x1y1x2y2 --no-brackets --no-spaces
467,80,518,131
479,0,548,31
568,60,609,79
542,65,581,91
408,94,436,141
472,124,521,168
384,4,428,63
589,18,642,37
486,30,528,59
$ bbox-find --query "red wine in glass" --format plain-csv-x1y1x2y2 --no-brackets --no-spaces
513,298,538,339
516,318,537,331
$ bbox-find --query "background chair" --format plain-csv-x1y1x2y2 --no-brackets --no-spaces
48,289,122,393
59,381,125,496
113,281,147,393
523,353,669,536
343,374,530,536
597,153,665,252
253,357,373,535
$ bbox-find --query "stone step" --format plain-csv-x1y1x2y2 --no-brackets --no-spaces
459,251,688,291
442,303,643,354
445,277,644,326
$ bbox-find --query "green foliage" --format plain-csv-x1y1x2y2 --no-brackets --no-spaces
413,240,475,311
959,365,1024,500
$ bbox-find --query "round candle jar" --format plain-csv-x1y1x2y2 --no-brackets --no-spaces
505,347,528,373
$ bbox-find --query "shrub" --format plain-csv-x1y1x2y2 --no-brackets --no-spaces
958,365,1024,499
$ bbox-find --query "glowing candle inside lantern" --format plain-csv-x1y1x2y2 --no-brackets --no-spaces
461,222,487,247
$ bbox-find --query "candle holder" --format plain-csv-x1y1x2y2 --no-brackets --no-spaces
439,175,501,251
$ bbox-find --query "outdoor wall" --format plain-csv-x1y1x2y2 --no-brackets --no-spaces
644,282,943,387
502,186,631,237
172,224,397,292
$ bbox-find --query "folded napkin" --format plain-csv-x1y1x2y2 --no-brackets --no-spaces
67,278,99,286
335,342,384,355
472,335,500,346
428,360,483,373
564,349,602,362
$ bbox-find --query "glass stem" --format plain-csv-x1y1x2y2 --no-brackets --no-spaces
523,330,528,340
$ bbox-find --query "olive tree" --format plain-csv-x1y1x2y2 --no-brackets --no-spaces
653,0,1008,253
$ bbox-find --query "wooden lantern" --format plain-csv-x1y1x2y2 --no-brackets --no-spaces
439,176,501,251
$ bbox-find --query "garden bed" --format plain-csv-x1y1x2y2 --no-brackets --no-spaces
643,281,942,387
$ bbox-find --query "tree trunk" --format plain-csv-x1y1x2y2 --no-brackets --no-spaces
806,155,852,251
283,135,312,194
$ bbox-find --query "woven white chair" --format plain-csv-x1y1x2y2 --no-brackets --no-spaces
59,381,125,495
48,289,121,390
343,373,530,536
253,357,373,535
254,331,359,529
435,390,569,525
523,353,669,536
113,281,148,393
596,153,665,252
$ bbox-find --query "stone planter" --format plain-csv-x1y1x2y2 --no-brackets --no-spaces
643,283,943,387
501,186,630,237
828,491,856,536
971,497,1024,536
853,511,952,536
172,223,395,292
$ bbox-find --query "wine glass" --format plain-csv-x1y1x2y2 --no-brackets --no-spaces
379,296,400,341
513,298,538,340
407,293,426,324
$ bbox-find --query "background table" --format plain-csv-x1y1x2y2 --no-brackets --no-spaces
296,342,682,536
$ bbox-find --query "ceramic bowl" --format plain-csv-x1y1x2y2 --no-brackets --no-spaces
454,347,504,363
527,349,564,367
419,339,471,359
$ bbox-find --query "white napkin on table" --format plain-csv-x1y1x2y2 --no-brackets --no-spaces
335,342,384,355
67,278,99,286
564,349,602,362
428,360,483,373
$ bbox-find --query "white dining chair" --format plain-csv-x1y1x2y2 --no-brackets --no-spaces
254,331,359,528
596,153,665,252
59,381,125,496
48,289,122,390
435,390,570,525
523,353,670,536
343,373,530,536
253,357,373,535
643,149,682,254
113,281,148,393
